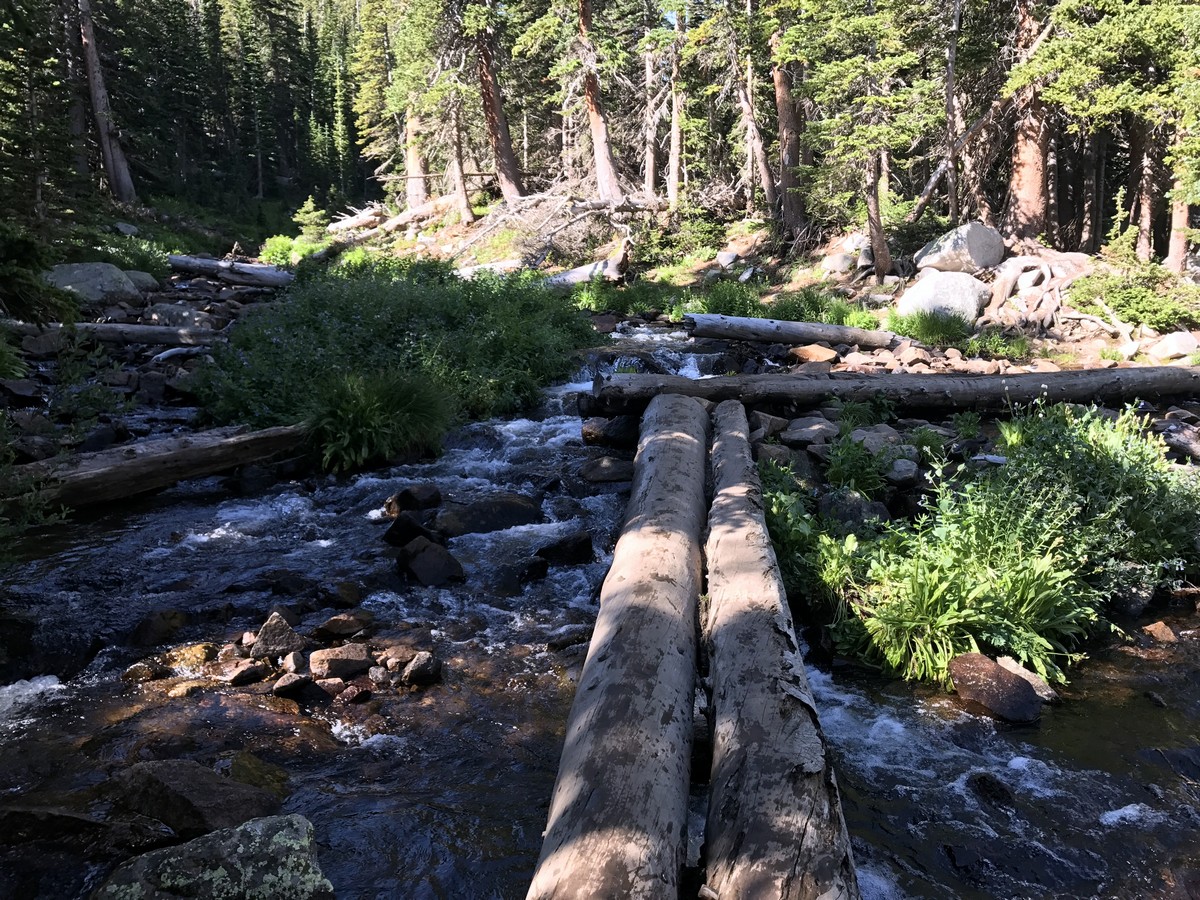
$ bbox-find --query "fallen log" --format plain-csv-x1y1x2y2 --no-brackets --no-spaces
168,255,294,288
1155,420,1200,463
3,320,220,349
703,399,859,900
528,394,709,899
9,424,307,509
325,205,385,234
582,367,1200,417
686,313,900,350
307,195,457,263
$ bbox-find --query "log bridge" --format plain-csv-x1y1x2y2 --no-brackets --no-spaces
528,394,858,900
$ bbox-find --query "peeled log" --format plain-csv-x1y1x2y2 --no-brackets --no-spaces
528,394,710,899
687,313,899,350
3,320,219,348
8,424,306,509
582,367,1200,417
168,255,294,288
326,205,385,234
704,400,858,900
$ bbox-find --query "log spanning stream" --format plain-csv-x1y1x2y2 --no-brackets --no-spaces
1,325,1199,898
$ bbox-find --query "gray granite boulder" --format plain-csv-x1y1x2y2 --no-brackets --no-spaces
895,271,991,324
44,262,140,305
914,222,1005,273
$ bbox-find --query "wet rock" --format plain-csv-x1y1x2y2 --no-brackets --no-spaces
546,624,592,653
895,272,990,324
335,682,372,704
1144,621,1178,643
368,666,391,684
378,645,417,672
167,680,207,699
382,511,443,548
130,610,189,647
267,604,302,627
578,456,635,482
94,814,334,899
123,660,171,683
948,652,1043,723
434,493,545,536
581,415,639,449
315,678,346,697
495,557,550,595
309,643,374,680
282,651,306,674
780,416,839,447
110,760,280,838
216,643,244,663
214,659,271,686
44,262,140,305
914,222,1006,273
397,536,465,586
965,771,1015,809
273,673,311,697
161,643,217,671
313,609,374,639
535,530,595,566
384,484,442,516
78,423,119,452
250,613,308,660
401,651,442,686
996,656,1059,702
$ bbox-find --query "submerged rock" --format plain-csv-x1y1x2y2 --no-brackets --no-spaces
397,536,465,586
948,653,1043,724
434,493,544,536
94,814,334,899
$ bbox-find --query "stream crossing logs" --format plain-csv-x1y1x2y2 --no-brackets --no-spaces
685,312,900,350
530,394,859,898
581,366,1200,417
703,400,858,900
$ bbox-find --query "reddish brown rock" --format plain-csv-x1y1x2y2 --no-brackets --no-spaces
949,653,1043,723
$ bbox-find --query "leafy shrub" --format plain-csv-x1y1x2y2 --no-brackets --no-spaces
195,260,600,466
0,332,26,379
703,281,763,318
826,435,889,496
830,397,894,431
635,206,726,265
886,309,973,346
965,329,1031,361
307,371,450,472
0,223,79,323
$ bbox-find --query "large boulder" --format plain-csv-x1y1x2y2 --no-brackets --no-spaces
43,262,140,306
94,814,334,899
948,653,1043,723
110,760,281,838
397,536,465,586
895,272,991,324
434,493,544,536
914,222,1006,273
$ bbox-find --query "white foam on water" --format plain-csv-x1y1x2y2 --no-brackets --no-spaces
330,720,370,745
0,676,64,726
856,862,910,900
1099,803,1167,828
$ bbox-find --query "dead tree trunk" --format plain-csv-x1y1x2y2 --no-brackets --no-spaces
582,368,1200,417
477,30,525,204
448,100,476,224
77,0,135,203
703,399,859,900
528,394,709,899
1164,164,1191,274
168,255,294,287
865,151,893,281
771,33,807,239
579,0,624,204
405,111,430,209
944,0,963,224
9,425,306,509
666,16,683,209
686,313,899,350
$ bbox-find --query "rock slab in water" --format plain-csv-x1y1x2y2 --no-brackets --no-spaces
949,653,1043,723
434,493,545,536
397,536,465,586
581,415,639,449
535,530,595,566
94,814,334,899
309,643,374,680
578,456,635,482
914,222,1006,273
250,612,308,660
382,511,442,548
385,483,442,516
43,262,141,305
894,272,991,324
111,760,281,838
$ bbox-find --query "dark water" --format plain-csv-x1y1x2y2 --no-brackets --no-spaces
2,327,1199,898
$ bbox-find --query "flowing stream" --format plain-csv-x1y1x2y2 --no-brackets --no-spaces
1,325,1199,898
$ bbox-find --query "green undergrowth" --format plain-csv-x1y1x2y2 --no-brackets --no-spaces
0,222,79,323
763,403,1200,686
887,309,1032,361
195,251,600,471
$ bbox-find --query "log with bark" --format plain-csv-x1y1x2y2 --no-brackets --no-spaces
581,367,1200,417
7,424,307,509
528,394,710,899
686,313,900,350
3,320,221,349
703,399,859,900
168,255,294,288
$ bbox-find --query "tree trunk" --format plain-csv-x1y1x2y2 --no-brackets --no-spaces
4,321,222,348
732,37,777,216
528,394,709,899
1133,124,1159,262
703,399,860,900
582,367,1200,417
9,425,306,510
865,152,892,281
1003,0,1047,240
1164,158,1191,274
686,313,898,349
579,0,623,203
944,0,963,224
667,17,683,209
771,34,806,239
1078,131,1102,252
77,0,136,203
448,101,476,224
168,255,295,287
405,111,430,208
477,32,525,203
642,36,657,198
